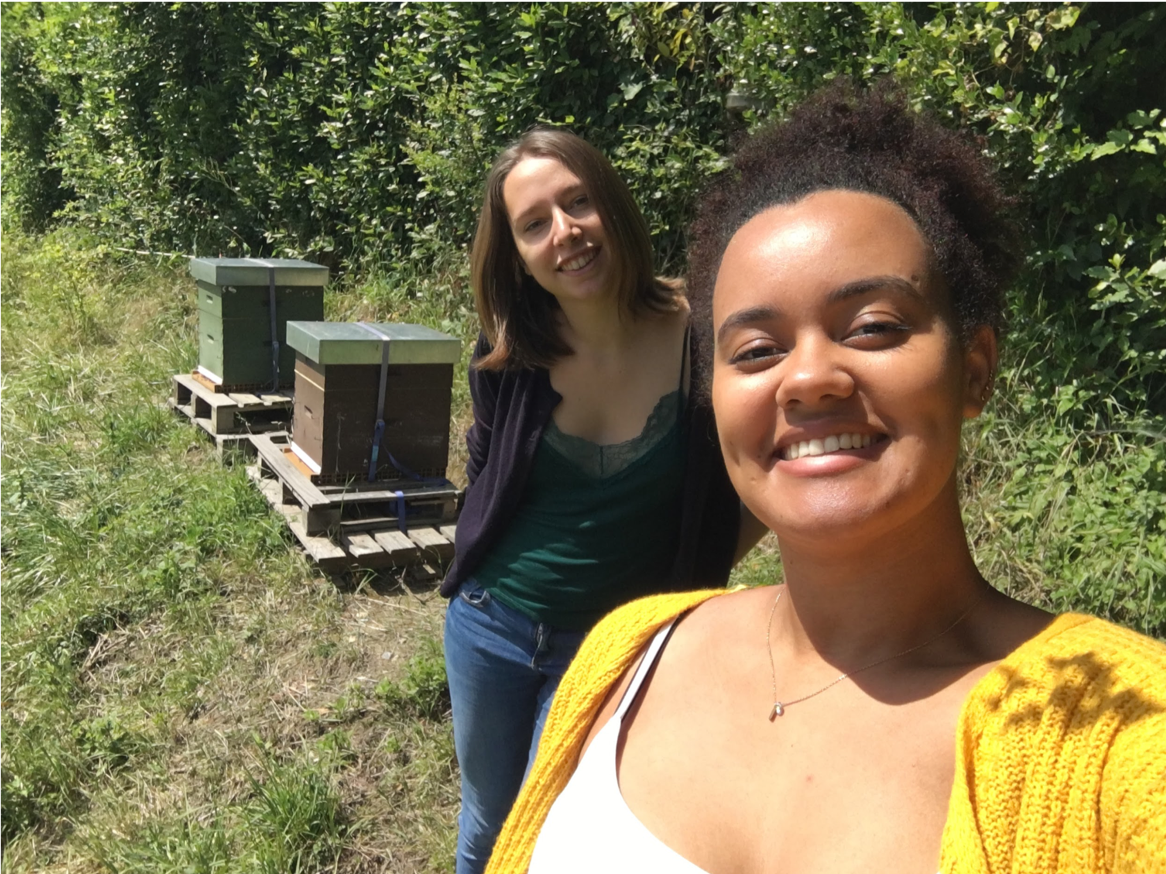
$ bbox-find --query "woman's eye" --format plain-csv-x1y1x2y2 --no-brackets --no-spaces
727,344,784,367
854,322,895,335
847,321,909,344
522,218,545,233
571,194,590,210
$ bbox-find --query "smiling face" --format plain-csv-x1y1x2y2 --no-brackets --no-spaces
502,156,614,307
711,190,995,548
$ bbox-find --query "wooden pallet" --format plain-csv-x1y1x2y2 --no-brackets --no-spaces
247,432,459,573
169,373,293,450
191,369,294,395
182,423,275,459
277,443,449,488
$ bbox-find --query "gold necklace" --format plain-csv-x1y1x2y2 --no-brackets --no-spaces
765,587,980,720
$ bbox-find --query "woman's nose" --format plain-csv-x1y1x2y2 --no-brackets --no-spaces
551,209,580,246
775,337,855,408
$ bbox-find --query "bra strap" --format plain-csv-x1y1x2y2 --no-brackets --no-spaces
614,620,678,721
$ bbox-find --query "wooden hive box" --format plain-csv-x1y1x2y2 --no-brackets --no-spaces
285,321,462,483
190,258,328,390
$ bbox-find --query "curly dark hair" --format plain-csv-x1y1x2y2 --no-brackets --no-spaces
687,79,1022,395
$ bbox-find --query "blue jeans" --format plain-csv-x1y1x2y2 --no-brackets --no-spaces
443,580,588,874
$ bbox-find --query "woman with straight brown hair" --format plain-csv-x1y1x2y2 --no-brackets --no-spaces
439,127,758,874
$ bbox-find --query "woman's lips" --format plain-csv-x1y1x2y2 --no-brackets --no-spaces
559,248,598,272
780,432,884,461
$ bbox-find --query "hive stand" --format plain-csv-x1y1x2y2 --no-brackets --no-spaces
247,432,459,573
169,373,293,456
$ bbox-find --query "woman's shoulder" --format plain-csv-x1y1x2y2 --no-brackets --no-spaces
539,589,731,752
953,614,1166,861
1012,613,1166,677
471,331,553,384
966,612,1166,725
570,587,754,690
583,588,732,655
955,613,1166,794
550,587,743,759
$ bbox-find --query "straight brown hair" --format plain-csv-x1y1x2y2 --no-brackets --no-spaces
471,126,681,371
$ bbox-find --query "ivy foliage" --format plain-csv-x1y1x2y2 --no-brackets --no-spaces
0,6,73,231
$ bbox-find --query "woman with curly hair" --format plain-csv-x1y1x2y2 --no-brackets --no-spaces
441,127,759,874
486,84,1166,874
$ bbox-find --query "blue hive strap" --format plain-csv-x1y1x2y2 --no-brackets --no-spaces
356,321,394,484
384,455,454,533
261,261,280,392
354,322,454,532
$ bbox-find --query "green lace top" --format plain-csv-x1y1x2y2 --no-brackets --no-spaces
474,389,686,631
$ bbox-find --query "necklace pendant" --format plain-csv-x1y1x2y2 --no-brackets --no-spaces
770,702,785,720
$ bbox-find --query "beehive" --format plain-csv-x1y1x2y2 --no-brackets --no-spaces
285,321,461,482
190,258,328,389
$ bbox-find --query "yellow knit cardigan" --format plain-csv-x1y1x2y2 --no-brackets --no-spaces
486,589,1166,874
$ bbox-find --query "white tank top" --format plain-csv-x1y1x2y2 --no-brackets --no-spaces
528,621,944,874
528,620,709,873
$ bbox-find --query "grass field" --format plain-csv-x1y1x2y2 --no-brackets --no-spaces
2,227,1162,872
0,230,472,872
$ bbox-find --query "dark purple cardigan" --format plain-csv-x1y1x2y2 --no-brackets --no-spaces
440,333,741,599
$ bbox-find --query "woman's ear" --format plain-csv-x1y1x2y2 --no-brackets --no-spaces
963,325,998,418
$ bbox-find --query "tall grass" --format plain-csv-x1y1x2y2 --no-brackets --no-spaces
962,308,1166,636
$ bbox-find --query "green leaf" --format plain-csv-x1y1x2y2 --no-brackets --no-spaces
1127,110,1152,128
622,81,645,101
1046,6,1081,30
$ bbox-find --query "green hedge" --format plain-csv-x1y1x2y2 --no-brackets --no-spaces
0,2,726,273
